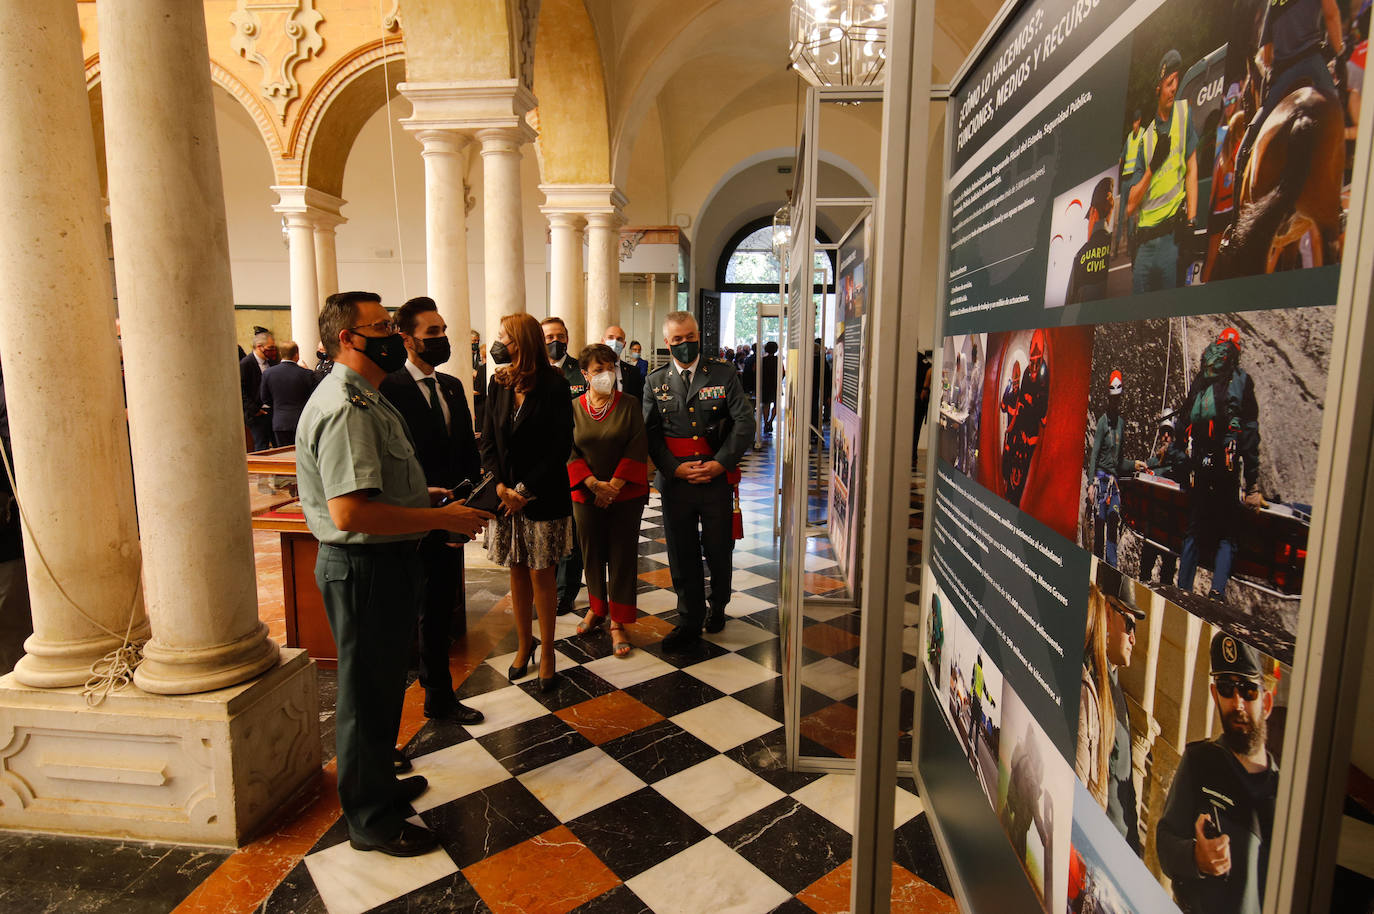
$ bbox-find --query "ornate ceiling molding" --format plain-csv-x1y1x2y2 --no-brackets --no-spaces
228,0,326,123
382,0,402,32
518,0,541,91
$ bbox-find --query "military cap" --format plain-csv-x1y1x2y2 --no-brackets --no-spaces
1209,631,1263,680
1095,562,1144,619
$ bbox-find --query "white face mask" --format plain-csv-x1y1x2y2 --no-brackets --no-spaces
604,338,625,356
589,371,616,395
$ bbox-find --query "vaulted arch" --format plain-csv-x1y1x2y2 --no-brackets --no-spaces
533,0,612,183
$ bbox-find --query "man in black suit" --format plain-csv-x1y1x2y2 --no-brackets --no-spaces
601,324,644,402
240,329,279,451
259,342,316,447
380,297,483,725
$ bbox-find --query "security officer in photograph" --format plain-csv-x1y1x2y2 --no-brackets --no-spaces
296,291,492,857
1156,632,1279,914
644,310,754,651
542,315,586,615
1128,49,1198,293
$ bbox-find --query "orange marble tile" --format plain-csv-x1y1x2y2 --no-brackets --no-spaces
801,701,859,759
798,861,959,914
555,691,665,745
637,567,676,588
463,825,621,914
802,623,861,657
628,615,674,642
252,530,286,645
803,573,847,595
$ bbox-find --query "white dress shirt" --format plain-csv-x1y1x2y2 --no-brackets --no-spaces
405,358,451,429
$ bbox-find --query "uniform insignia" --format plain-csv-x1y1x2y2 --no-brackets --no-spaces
700,385,726,399
345,385,372,410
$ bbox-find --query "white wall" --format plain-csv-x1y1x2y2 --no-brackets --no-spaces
216,88,287,306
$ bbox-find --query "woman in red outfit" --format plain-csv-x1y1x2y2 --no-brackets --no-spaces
567,343,649,658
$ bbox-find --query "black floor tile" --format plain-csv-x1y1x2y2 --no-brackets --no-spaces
733,678,784,720
893,813,952,897
423,779,560,869
260,860,327,914
368,871,488,913
554,633,616,665
568,883,653,913
566,787,710,881
735,639,781,673
477,715,592,776
403,719,474,758
799,685,834,716
517,665,617,712
767,899,816,914
726,734,825,794
456,663,512,699
600,719,718,783
717,798,851,894
0,834,206,895
625,671,726,718
640,634,729,669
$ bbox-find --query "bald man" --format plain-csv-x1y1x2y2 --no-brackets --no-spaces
602,325,644,402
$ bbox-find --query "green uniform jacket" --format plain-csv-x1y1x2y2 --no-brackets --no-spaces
642,358,755,491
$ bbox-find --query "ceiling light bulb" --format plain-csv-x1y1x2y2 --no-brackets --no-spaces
839,10,851,27
864,41,874,56
811,28,821,41
873,3,886,18
829,26,842,41
866,27,877,41
827,52,840,65
878,47,886,59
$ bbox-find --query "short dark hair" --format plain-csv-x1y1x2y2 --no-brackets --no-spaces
629,339,641,349
764,341,778,354
578,343,618,371
396,296,437,336
319,291,381,358
541,316,567,329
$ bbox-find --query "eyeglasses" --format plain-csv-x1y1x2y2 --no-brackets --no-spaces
350,319,398,335
1214,677,1261,701
1108,602,1137,635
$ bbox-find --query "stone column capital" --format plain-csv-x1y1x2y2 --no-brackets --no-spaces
543,210,587,231
476,125,536,156
270,184,346,225
540,183,628,218
412,127,473,158
584,210,627,230
399,79,538,142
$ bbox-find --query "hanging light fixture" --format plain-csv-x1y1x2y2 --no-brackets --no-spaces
788,0,888,87
772,192,793,274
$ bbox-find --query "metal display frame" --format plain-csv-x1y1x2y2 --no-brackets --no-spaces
893,1,1374,911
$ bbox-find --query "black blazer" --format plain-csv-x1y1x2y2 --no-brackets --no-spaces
480,367,573,521
239,354,264,422
618,361,644,401
260,361,317,433
379,367,481,488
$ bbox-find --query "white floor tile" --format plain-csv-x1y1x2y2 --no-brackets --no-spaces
804,553,842,572
453,685,549,737
729,570,777,592
486,648,580,680
635,589,680,615
702,619,776,652
641,550,670,564
801,657,861,701
306,839,457,914
671,696,780,752
518,746,645,822
791,773,858,832
652,755,786,833
626,837,790,914
681,653,778,694
730,551,771,569
724,592,775,617
583,649,678,689
801,603,855,623
406,740,512,814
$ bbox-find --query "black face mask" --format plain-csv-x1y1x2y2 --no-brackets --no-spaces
471,342,480,353
352,332,408,373
546,340,567,362
489,340,511,365
421,335,452,367
670,340,700,365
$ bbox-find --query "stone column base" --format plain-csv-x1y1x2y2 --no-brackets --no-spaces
0,648,319,847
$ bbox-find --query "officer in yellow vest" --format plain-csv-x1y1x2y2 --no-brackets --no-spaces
1115,109,1143,257
1127,50,1198,294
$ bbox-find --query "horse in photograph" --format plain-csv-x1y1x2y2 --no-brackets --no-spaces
1211,53,1345,278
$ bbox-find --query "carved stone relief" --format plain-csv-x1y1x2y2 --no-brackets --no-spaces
383,0,402,32
229,0,326,123
620,230,647,263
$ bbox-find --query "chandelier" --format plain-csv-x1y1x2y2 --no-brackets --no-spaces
788,0,887,87
772,195,793,274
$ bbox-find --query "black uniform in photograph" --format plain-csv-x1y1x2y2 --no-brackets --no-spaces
380,344,482,721
1157,633,1278,914
1065,178,1115,305
644,351,753,648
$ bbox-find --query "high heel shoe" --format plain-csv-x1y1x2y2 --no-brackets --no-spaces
508,639,539,681
539,671,559,693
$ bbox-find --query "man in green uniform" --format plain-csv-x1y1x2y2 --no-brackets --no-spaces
296,291,492,856
1128,50,1198,293
542,316,586,616
644,311,754,650
1157,632,1279,914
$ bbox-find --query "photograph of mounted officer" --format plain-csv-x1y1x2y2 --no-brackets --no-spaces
974,326,1094,542
1076,309,1333,665
1117,0,1359,290
1070,559,1290,914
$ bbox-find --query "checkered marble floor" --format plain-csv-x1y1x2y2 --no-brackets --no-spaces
260,445,953,914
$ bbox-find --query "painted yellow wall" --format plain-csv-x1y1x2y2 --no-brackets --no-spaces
402,0,515,82
533,0,611,183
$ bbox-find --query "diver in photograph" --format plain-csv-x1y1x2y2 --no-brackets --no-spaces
1127,50,1198,293
1002,719,1054,891
1065,178,1115,305
1004,331,1050,507
1177,328,1263,602
1234,0,1344,182
1076,564,1145,856
1140,410,1189,585
1088,370,1147,567
1157,632,1279,914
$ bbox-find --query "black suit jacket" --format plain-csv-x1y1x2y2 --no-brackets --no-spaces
618,361,644,401
379,367,481,488
480,367,573,521
260,361,317,434
239,354,265,422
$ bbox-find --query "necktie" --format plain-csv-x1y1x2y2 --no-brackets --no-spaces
421,378,447,434
682,369,690,391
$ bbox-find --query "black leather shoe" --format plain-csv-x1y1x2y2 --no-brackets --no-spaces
424,699,485,724
349,822,439,857
661,626,701,652
704,608,726,634
556,601,578,616
392,749,412,774
395,775,429,805
508,639,539,681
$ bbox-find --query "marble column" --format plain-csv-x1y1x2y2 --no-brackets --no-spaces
546,213,586,348
100,0,279,695
282,212,321,367
0,0,149,688
477,127,528,334
415,129,474,411
313,214,345,313
586,212,624,338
